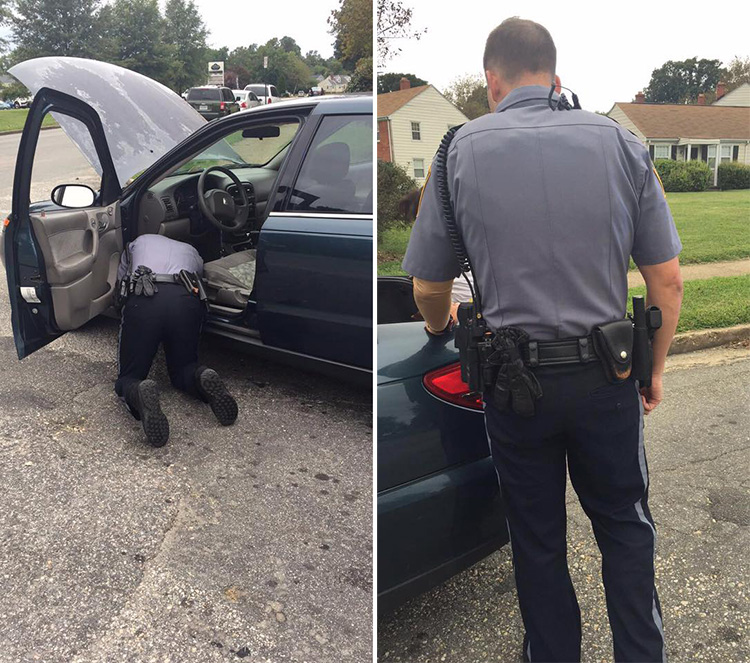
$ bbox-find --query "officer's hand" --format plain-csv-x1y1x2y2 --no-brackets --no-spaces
640,374,663,415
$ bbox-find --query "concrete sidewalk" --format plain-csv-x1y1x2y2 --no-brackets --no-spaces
628,258,750,288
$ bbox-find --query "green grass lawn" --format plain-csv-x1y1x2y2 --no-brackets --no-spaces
0,109,58,133
378,190,750,276
629,275,750,333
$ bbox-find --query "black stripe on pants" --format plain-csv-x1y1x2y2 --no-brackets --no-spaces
484,362,666,663
115,284,206,407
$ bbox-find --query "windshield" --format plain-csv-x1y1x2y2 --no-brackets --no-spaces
168,119,301,176
188,88,221,101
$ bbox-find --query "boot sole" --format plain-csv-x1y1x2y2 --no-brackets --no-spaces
137,380,169,447
199,370,238,426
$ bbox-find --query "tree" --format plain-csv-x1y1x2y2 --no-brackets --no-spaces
104,0,172,83
9,0,100,61
163,0,209,93
279,36,301,57
377,72,427,93
329,0,372,71
347,56,372,92
644,58,723,104
377,0,424,64
444,74,488,120
721,56,750,94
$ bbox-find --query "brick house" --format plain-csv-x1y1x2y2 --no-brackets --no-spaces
607,82,750,187
377,78,469,185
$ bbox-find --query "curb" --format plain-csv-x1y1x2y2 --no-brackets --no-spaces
0,125,59,136
669,324,750,355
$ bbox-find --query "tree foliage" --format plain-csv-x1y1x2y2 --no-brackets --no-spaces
9,0,100,61
329,0,372,71
347,56,372,92
163,0,209,93
444,74,488,120
644,58,723,104
377,72,426,93
721,56,750,94
377,0,424,64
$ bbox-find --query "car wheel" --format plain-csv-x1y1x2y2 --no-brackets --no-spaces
13,102,20,109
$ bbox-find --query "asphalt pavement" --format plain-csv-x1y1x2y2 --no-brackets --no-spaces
0,276,373,662
378,344,750,663
0,128,99,215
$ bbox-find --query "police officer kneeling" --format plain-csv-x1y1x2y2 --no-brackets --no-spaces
404,18,684,663
115,233,238,447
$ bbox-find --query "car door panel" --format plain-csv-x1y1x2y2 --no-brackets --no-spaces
6,87,121,358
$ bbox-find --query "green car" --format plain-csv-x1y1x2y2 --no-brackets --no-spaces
186,86,240,120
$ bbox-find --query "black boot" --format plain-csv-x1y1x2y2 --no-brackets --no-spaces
196,367,238,426
125,380,170,447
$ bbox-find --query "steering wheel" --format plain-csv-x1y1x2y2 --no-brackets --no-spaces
197,165,250,233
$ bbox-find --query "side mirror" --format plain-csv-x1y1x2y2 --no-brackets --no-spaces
51,184,96,208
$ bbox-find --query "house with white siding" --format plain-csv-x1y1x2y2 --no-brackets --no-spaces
607,82,750,187
377,79,469,185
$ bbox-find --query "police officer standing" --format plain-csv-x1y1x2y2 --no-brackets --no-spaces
116,233,238,447
403,18,683,663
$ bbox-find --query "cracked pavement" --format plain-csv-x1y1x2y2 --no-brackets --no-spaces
378,343,750,663
0,276,372,663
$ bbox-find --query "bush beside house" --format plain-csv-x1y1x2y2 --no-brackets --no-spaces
654,159,712,192
377,160,417,233
717,162,750,190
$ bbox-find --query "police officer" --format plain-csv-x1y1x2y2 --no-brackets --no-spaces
116,233,238,447
403,18,683,663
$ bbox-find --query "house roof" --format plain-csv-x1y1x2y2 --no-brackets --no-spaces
614,102,750,139
377,84,430,117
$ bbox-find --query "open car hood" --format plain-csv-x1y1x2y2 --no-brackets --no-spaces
9,57,206,188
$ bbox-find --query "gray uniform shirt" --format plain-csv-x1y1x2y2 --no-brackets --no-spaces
402,85,682,341
117,234,203,281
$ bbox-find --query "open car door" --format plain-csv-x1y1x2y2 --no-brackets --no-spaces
4,88,122,359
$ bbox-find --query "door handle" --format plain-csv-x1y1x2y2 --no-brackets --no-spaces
86,221,99,258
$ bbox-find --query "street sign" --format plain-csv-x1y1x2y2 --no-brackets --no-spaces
263,56,268,69
207,61,224,86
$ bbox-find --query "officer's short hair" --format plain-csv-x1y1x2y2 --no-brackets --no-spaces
483,18,556,82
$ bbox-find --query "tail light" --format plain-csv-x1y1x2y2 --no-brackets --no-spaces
220,101,226,110
267,98,272,104
241,102,247,109
423,362,483,410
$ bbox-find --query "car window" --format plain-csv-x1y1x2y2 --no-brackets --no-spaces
187,88,220,101
170,120,301,175
249,92,258,101
222,88,234,102
270,86,278,98
287,114,373,215
29,112,102,205
247,85,265,96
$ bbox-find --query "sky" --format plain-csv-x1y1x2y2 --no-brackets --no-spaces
188,0,341,58
380,0,750,113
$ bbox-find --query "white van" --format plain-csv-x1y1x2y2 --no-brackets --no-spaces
244,84,280,105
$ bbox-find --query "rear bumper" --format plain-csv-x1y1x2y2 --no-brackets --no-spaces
377,456,509,612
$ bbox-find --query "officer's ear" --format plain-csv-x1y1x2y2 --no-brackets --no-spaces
554,75,562,94
485,69,502,111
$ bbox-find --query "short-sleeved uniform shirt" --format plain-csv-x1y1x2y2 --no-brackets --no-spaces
402,85,682,340
117,234,204,282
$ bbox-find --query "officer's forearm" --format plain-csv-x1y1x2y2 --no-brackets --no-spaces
644,281,683,376
413,277,453,333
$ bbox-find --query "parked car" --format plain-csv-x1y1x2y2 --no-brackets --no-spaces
232,89,262,111
244,84,280,105
4,57,373,383
0,100,13,110
13,96,33,108
377,276,509,612
185,86,240,120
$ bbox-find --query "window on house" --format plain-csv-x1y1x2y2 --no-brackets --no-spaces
653,145,671,160
413,158,425,179
720,144,736,163
411,122,421,140
377,124,380,143
708,145,717,171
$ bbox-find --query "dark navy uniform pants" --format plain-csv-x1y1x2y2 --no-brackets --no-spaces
115,283,205,408
485,362,666,663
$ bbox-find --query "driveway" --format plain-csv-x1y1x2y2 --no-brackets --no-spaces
0,277,372,663
379,343,750,663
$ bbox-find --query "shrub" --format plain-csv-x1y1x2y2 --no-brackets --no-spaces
377,160,417,232
653,159,711,192
717,162,750,190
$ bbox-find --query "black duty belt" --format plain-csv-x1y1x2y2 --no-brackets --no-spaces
520,336,600,368
151,273,182,284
